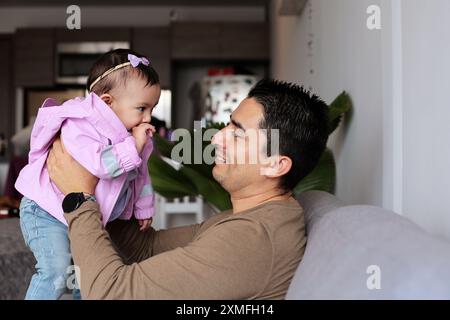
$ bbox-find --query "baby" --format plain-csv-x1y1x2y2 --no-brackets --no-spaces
15,49,160,300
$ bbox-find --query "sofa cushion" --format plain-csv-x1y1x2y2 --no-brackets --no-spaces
295,190,344,235
288,192,450,299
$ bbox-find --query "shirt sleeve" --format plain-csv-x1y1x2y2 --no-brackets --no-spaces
65,201,272,300
61,119,142,180
105,217,201,263
131,138,155,220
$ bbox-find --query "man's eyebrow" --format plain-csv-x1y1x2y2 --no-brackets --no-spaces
230,115,246,131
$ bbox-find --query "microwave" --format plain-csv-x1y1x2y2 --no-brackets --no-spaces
55,41,130,85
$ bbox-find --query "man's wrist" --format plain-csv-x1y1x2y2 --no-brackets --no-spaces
82,192,96,201
62,192,96,213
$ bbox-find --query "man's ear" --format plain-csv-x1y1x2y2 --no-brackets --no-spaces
260,155,292,178
99,93,113,107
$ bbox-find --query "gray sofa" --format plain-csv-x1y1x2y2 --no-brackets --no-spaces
3,190,450,299
287,191,450,299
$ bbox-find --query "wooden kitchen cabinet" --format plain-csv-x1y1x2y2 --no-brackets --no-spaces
14,27,131,88
170,22,269,60
55,27,131,43
220,22,269,60
132,27,171,89
14,28,55,87
171,23,222,60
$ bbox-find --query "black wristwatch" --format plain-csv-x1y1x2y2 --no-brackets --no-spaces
62,192,96,213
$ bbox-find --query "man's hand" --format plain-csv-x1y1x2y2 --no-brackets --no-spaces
47,138,99,196
132,123,155,154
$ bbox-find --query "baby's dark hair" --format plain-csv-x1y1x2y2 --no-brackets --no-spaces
87,48,159,95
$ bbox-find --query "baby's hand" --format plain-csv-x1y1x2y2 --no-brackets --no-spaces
138,218,153,232
132,123,156,153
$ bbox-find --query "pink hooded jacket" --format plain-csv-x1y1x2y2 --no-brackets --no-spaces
15,92,155,226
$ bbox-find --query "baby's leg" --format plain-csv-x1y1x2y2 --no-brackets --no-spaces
19,198,73,300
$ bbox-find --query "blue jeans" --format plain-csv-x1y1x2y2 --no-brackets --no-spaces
19,197,81,300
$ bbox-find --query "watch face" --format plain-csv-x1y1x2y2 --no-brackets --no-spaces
62,193,84,213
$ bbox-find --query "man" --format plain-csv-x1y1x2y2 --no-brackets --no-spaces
47,79,329,299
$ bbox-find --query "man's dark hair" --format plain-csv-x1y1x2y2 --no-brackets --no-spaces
248,78,329,192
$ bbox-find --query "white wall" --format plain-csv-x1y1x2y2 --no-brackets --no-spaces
401,0,450,238
271,0,450,239
0,6,265,32
271,0,384,207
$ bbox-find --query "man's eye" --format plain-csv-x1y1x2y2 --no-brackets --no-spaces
138,107,146,112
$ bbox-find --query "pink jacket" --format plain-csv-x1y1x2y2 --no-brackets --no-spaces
15,93,155,226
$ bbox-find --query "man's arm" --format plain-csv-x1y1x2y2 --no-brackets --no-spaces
106,216,201,263
65,201,271,300
46,137,201,262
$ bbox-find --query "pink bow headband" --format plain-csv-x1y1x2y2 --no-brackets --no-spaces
89,54,150,91
128,54,149,67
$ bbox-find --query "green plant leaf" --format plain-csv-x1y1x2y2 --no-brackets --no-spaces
179,165,232,211
328,91,352,134
293,148,336,196
151,123,230,209
154,126,222,180
148,154,197,199
153,133,174,158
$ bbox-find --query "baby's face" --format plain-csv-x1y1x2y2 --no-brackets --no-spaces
109,76,161,131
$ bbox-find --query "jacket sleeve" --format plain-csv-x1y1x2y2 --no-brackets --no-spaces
61,119,143,180
27,99,62,164
132,139,155,220
132,169,155,220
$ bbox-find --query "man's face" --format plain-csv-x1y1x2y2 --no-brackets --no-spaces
211,98,269,193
